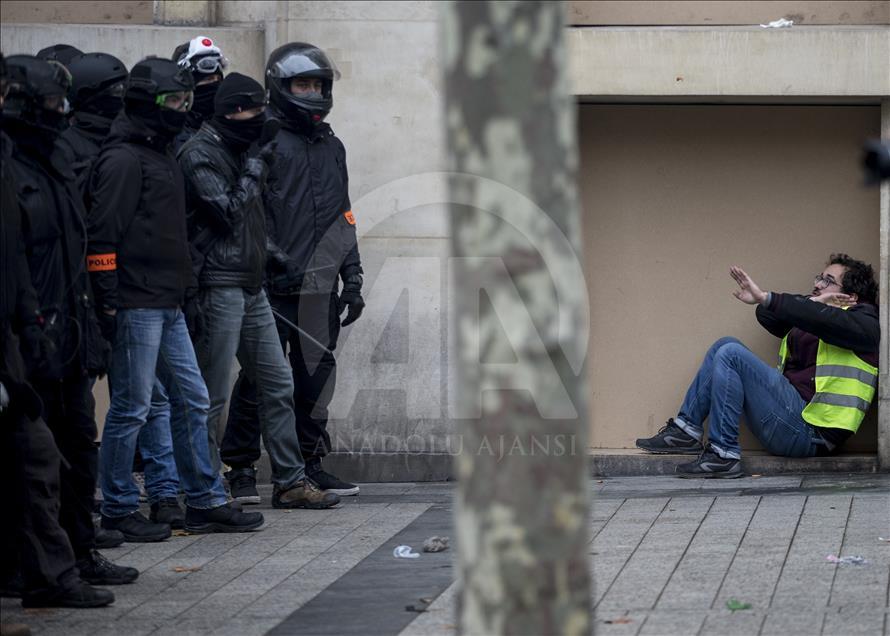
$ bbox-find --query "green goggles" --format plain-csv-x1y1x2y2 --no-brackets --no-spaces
155,90,193,112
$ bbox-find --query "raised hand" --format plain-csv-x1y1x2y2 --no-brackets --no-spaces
809,291,855,308
730,266,768,305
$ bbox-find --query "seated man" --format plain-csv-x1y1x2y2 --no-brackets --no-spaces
636,254,880,478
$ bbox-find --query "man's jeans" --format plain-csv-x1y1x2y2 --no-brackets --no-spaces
674,337,825,460
97,377,180,504
100,308,227,518
195,287,304,488
135,381,180,503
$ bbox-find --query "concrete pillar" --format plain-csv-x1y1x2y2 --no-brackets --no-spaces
879,98,890,471
444,1,591,633
153,0,217,26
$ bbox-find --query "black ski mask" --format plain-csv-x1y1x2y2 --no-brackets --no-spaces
84,93,125,119
125,96,188,138
211,113,265,153
210,73,268,153
191,80,219,119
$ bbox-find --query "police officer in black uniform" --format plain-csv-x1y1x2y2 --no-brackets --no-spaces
1,52,114,610
3,53,137,592
171,36,227,152
57,52,128,196
59,51,186,532
88,57,264,538
222,43,364,499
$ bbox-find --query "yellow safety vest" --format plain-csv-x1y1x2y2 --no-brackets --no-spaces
777,332,878,433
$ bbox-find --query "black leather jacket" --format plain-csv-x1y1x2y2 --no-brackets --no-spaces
264,116,362,296
177,123,267,290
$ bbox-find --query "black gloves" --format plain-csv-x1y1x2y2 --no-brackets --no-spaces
338,274,365,327
21,321,56,373
97,311,117,345
248,119,280,168
257,140,277,168
184,296,205,342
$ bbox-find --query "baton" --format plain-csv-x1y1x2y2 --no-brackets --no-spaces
270,308,335,355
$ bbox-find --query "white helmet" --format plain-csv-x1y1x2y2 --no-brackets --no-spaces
174,36,228,75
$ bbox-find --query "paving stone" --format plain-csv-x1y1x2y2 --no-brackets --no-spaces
637,609,706,635
760,609,826,635
700,610,767,635
599,497,713,610
715,495,806,609
822,608,886,635
397,581,458,636
771,495,852,608
657,496,759,610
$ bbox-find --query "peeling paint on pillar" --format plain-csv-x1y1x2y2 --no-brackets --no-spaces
443,1,592,634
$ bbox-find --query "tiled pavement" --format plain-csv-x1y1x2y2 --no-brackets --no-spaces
2,475,888,635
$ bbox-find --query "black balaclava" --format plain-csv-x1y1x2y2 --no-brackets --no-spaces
191,79,220,119
75,91,124,138
210,73,266,153
125,96,188,139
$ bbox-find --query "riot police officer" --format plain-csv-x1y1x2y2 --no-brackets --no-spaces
222,43,364,501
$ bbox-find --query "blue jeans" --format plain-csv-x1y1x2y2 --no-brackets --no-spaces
136,381,180,503
98,377,180,503
195,287,305,487
674,337,824,460
100,308,227,518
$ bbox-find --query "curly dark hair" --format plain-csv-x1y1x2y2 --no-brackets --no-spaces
828,253,878,305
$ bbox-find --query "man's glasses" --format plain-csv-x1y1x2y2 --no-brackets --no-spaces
814,273,842,289
155,90,193,112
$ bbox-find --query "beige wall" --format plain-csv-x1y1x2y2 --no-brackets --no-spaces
568,1,890,25
0,1,153,24
579,104,881,452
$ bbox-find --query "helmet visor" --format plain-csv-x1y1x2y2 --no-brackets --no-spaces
155,90,193,112
103,81,126,98
268,49,341,81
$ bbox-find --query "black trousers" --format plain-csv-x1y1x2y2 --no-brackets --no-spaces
32,374,98,560
1,405,78,597
221,292,340,468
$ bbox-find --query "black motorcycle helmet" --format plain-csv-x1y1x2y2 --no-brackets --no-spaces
67,52,128,116
3,54,72,132
124,57,195,136
37,44,84,68
265,42,340,128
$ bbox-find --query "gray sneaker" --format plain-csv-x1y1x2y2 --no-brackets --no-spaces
636,419,704,454
676,449,743,479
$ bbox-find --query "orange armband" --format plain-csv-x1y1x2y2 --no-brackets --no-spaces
87,253,117,272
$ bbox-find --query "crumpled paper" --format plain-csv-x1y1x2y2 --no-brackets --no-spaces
826,554,867,566
760,18,793,28
423,536,450,553
393,545,420,559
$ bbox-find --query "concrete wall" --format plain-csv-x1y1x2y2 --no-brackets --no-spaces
0,24,265,80
1,1,153,25
568,26,890,99
568,1,890,26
